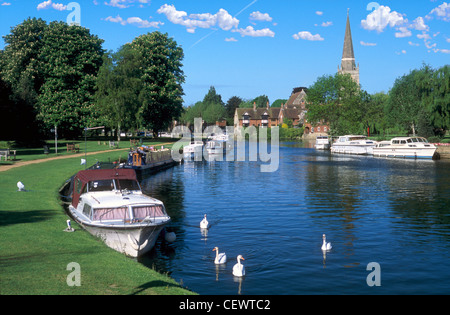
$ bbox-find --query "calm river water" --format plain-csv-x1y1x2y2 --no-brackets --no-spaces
139,141,450,295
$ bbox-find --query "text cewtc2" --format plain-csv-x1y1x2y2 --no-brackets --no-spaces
179,299,271,312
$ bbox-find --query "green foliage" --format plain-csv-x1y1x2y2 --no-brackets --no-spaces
306,73,367,135
239,95,270,108
129,32,185,137
181,86,226,125
225,96,243,118
96,47,143,140
1,18,104,138
271,99,288,108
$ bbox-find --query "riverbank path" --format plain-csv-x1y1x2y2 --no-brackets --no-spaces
0,143,175,173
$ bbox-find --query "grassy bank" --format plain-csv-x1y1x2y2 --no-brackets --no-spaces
0,149,195,295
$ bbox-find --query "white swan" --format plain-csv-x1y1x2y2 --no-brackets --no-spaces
213,247,227,264
321,234,332,251
233,255,245,277
17,181,25,191
200,214,209,229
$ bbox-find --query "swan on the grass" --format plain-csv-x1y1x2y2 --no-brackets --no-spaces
321,234,332,251
17,181,25,191
213,247,227,264
200,214,209,229
233,255,245,277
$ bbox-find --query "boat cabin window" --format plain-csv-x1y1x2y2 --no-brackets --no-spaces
93,207,129,221
392,140,400,144
401,140,407,144
133,205,165,220
88,179,115,192
83,204,91,217
116,179,140,191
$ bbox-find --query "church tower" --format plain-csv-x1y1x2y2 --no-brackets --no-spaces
338,10,359,85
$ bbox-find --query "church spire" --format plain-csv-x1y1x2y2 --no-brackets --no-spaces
342,9,355,62
338,9,359,85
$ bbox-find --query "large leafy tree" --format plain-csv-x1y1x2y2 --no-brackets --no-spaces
96,46,143,140
1,18,104,139
37,21,104,137
306,73,367,135
128,31,185,137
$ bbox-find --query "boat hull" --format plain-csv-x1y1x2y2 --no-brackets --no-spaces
68,206,168,257
331,144,375,155
372,147,437,159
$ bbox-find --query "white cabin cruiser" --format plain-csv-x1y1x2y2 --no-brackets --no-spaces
372,136,437,159
183,141,204,159
315,136,330,150
206,140,225,155
68,169,171,257
331,135,377,155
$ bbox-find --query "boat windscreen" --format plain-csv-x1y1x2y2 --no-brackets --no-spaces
116,179,140,191
89,180,115,192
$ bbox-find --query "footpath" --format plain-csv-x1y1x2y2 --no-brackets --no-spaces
0,142,175,173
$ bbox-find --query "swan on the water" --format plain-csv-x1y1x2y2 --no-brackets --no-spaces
232,255,245,277
321,234,332,251
213,247,227,264
200,214,209,229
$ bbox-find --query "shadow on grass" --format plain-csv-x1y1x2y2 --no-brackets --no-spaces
0,210,54,227
130,280,189,295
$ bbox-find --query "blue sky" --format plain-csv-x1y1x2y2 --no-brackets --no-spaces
1,0,449,106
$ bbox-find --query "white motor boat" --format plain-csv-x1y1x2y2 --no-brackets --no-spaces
206,140,225,155
372,136,437,159
315,136,330,150
68,169,171,257
331,135,377,155
183,141,204,159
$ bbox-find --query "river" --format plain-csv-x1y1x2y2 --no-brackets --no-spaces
138,141,450,295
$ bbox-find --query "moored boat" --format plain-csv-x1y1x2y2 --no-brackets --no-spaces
183,141,204,160
67,169,171,257
331,135,377,155
372,136,437,159
123,146,178,177
315,136,330,150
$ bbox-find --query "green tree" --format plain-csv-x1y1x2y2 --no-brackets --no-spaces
1,18,47,106
203,86,224,106
271,99,288,108
225,96,243,119
387,70,422,135
96,47,143,141
36,22,104,137
306,73,366,135
129,32,185,137
203,102,226,124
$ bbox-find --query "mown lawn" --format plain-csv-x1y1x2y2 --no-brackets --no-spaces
0,149,195,295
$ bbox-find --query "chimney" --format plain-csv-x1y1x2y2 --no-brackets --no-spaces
253,102,256,111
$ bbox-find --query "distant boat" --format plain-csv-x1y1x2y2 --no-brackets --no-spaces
206,140,225,155
315,136,330,150
123,146,178,177
372,136,437,159
331,135,377,155
67,169,171,257
183,141,204,159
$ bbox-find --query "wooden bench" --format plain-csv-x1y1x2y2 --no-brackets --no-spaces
66,144,80,153
0,149,17,161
